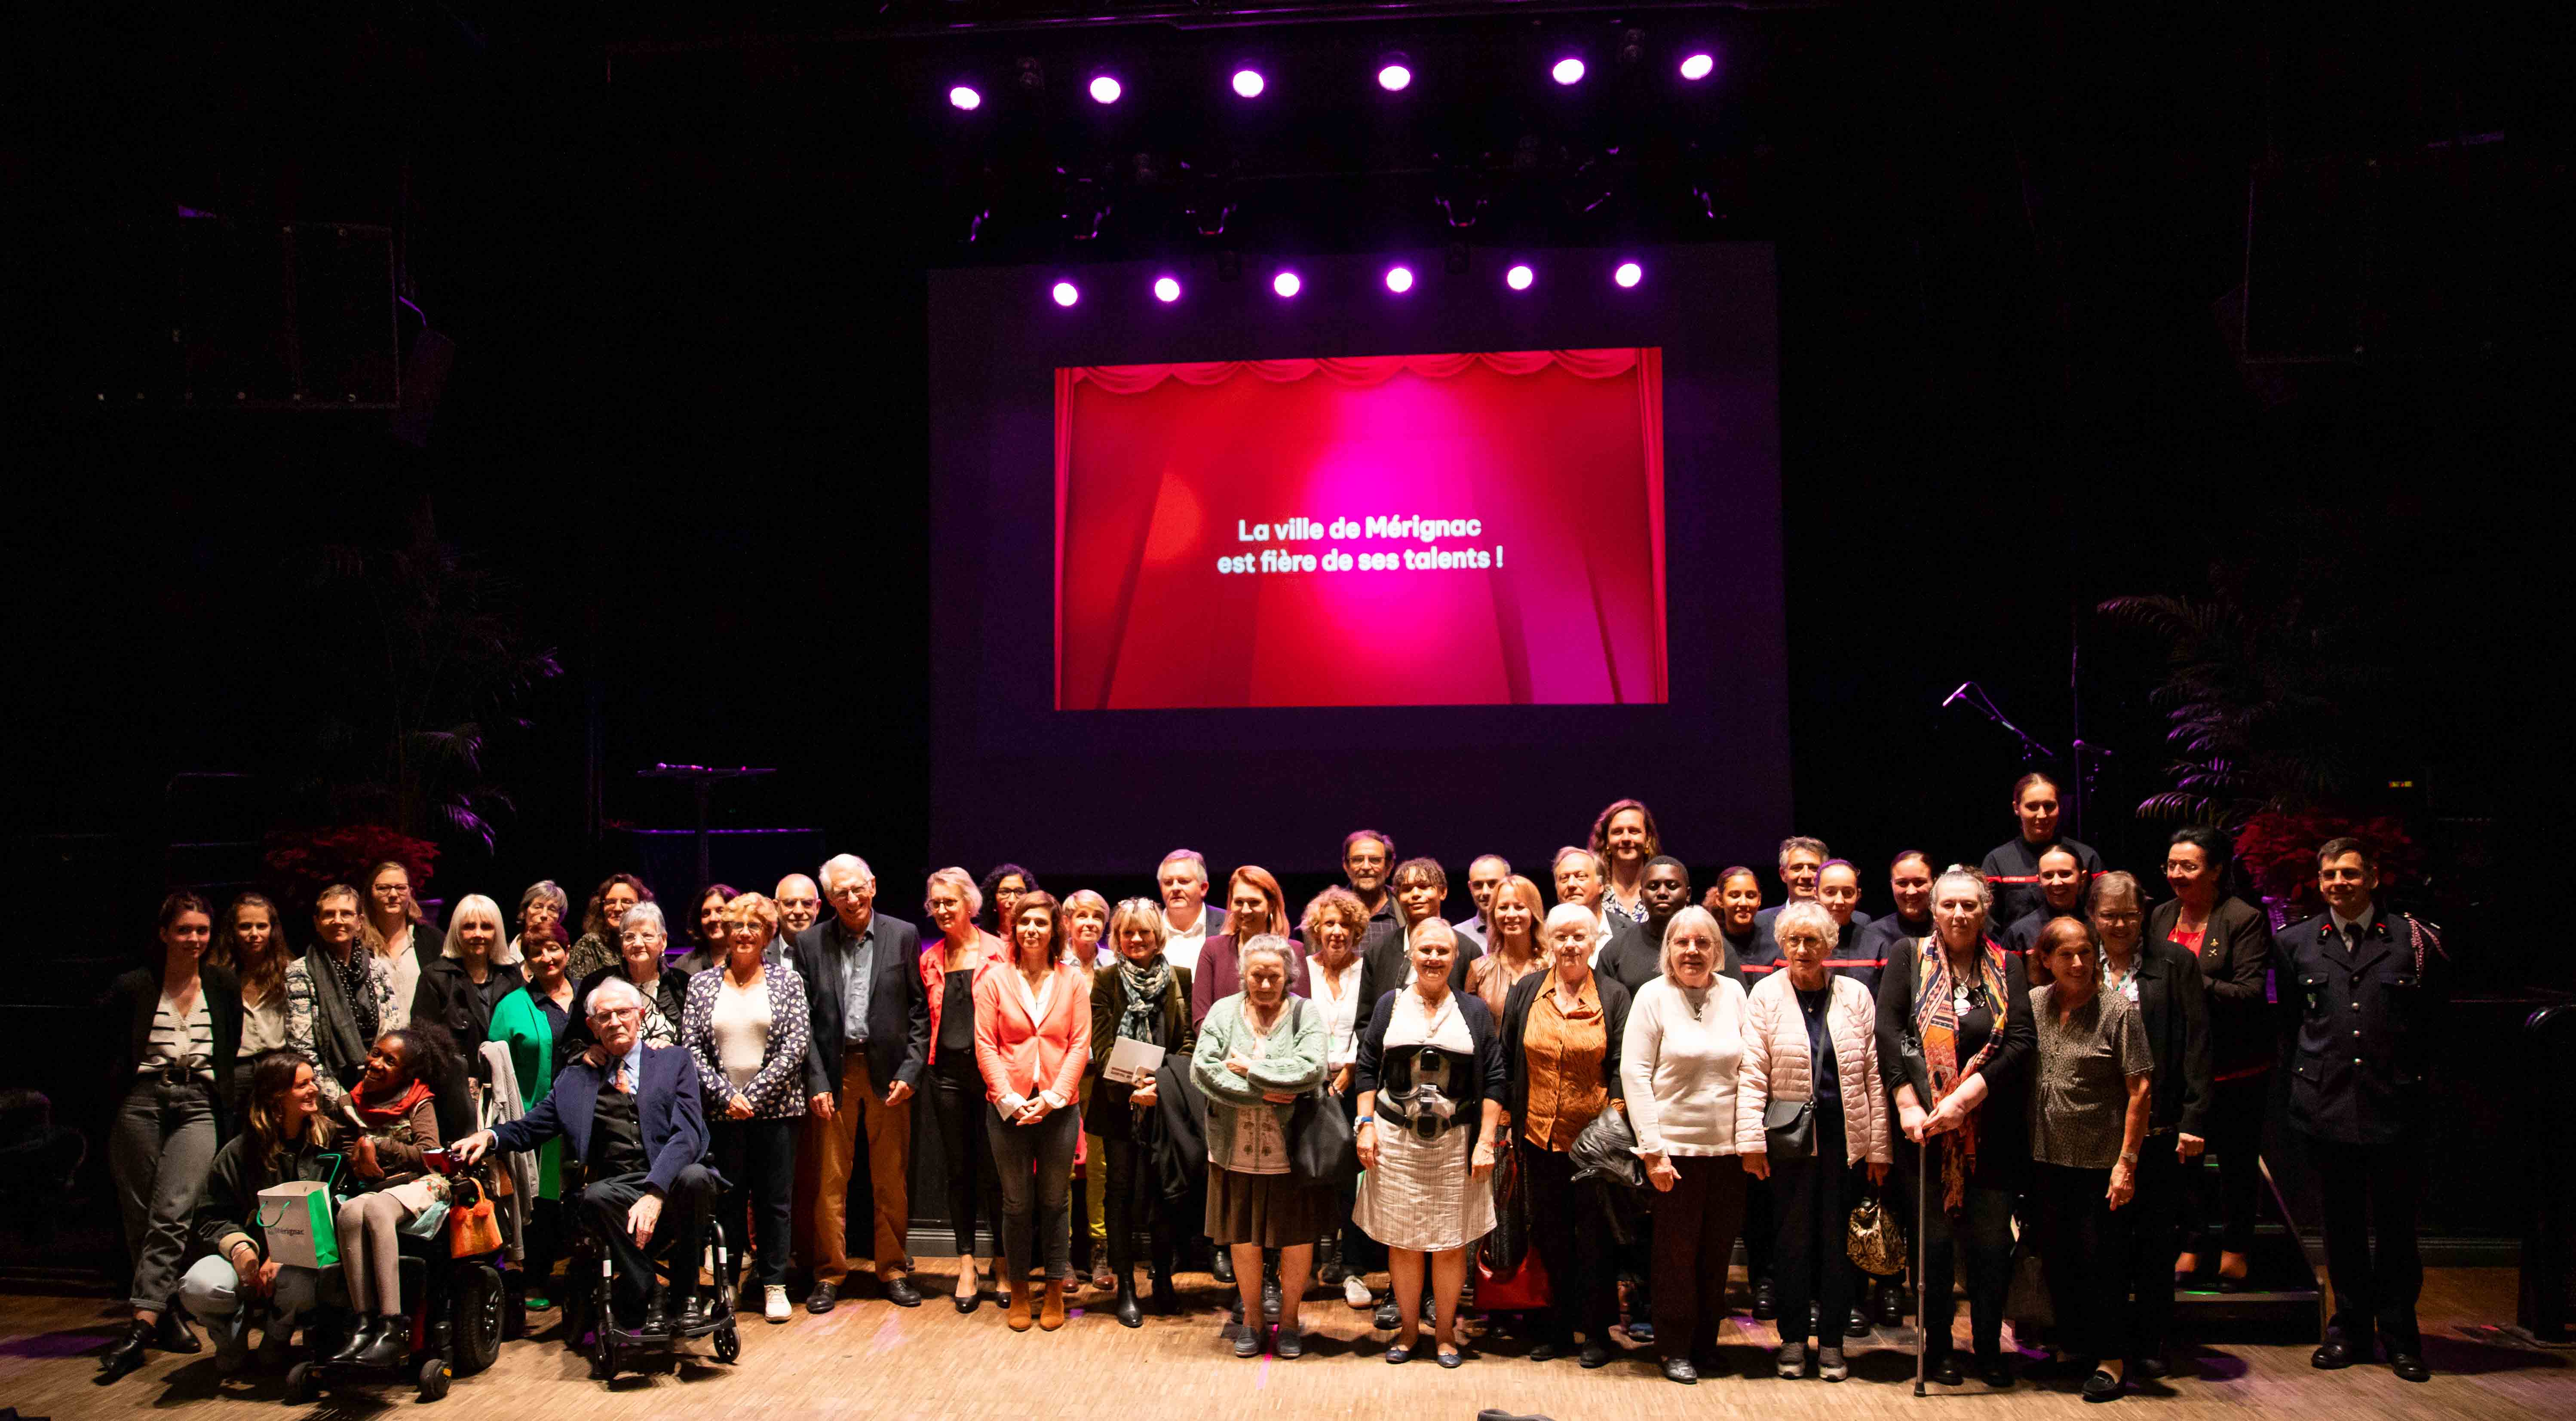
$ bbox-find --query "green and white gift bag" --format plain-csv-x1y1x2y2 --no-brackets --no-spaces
258,1180,340,1270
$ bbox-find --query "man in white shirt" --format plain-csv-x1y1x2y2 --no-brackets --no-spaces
1156,850,1212,974
1451,854,1512,948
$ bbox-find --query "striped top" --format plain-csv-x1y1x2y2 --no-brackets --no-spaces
143,991,215,1081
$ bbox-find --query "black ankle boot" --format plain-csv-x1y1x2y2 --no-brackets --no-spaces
1114,1279,1144,1328
97,1319,154,1381
353,1314,408,1368
327,1314,379,1364
1150,1273,1180,1314
155,1304,201,1354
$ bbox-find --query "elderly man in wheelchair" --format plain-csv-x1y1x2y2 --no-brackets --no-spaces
456,977,719,1338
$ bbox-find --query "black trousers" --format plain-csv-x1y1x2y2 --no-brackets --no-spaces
1899,1145,2017,1363
1648,1155,1748,1363
580,1164,717,1310
1743,1173,1775,1286
1522,1142,1616,1344
2183,1074,2267,1258
1772,1107,1855,1348
1103,1134,1179,1283
927,1053,1002,1256
2031,1162,2132,1363
987,1102,1082,1282
711,1117,797,1287
1327,1087,1385,1273
2123,1144,2186,1357
2305,1133,2425,1350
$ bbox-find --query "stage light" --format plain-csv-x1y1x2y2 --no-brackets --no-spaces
1552,57,1586,86
1377,52,1413,92
1384,265,1415,294
1153,276,1181,303
1506,264,1535,291
1089,75,1122,104
1679,52,1716,81
1272,270,1301,298
1613,261,1643,288
948,85,982,111
1232,68,1265,98
1051,281,1080,307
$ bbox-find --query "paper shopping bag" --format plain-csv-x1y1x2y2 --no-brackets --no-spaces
258,1180,340,1270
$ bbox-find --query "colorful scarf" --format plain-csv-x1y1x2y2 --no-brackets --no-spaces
1911,935,2011,1218
352,1076,432,1134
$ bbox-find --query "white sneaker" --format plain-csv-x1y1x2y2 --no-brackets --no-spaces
1343,1274,1374,1309
764,1284,790,1323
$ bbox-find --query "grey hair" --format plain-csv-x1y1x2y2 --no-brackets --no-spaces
518,879,570,922
1468,853,1513,877
585,975,647,1018
1933,866,1993,915
2088,871,2141,912
1542,901,1598,939
619,901,669,938
925,866,983,919
1156,848,1208,882
1407,916,1457,948
1659,905,1723,980
442,894,524,967
1775,900,1836,948
1551,845,1604,878
1239,932,1296,973
820,853,874,889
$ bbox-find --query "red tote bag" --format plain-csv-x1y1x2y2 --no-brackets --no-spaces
1474,1243,1552,1311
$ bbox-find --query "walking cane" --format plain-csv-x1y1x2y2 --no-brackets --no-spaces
1914,1129,1929,1396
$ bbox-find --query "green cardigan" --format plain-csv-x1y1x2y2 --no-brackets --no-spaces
487,984,567,1199
1189,995,1327,1168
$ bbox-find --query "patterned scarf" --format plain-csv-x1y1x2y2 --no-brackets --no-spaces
330,944,381,1043
1116,954,1172,1046
1911,935,2010,1217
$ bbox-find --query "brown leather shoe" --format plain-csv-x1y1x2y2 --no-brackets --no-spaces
1007,1283,1035,1332
1039,1280,1067,1331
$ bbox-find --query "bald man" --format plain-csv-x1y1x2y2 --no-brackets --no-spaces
775,875,823,940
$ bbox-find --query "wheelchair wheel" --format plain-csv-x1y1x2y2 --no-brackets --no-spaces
418,1356,451,1402
454,1263,505,1375
285,1360,319,1403
713,1319,741,1365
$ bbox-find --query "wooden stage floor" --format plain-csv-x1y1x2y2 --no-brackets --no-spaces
6,1266,2568,1420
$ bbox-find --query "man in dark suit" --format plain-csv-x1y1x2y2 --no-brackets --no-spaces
457,977,715,1334
2278,836,2446,1384
794,853,932,1312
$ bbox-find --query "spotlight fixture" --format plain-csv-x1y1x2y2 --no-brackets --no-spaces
1376,52,1413,92
1551,57,1586,86
1679,52,1716,81
1089,74,1122,104
1051,280,1080,307
1384,265,1415,294
1231,68,1265,98
948,85,981,111
1506,264,1535,291
1153,276,1181,303
1272,270,1301,298
1613,261,1643,288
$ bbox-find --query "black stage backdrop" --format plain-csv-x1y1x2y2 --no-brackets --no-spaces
927,245,1786,877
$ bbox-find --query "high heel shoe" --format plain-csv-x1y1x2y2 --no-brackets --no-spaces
1114,1278,1144,1329
96,1319,154,1382
954,1264,983,1314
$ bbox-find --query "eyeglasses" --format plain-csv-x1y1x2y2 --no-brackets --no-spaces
2095,911,2142,924
590,1007,642,1023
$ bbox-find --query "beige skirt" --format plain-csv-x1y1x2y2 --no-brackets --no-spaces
1353,1123,1495,1253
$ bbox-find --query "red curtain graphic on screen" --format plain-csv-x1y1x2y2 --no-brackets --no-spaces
1054,349,1667,710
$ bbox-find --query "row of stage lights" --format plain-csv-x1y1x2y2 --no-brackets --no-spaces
948,46,1718,111
1048,258,1647,308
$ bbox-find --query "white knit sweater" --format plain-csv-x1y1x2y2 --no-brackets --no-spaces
1619,974,1748,1157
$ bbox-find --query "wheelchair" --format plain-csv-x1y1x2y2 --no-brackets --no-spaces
284,1055,525,1404
560,1199,742,1380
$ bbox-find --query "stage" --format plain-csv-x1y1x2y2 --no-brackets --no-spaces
7,1266,2566,1420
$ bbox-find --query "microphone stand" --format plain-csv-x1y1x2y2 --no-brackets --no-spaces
1938,681,2058,763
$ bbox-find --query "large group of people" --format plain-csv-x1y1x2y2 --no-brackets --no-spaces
98,775,2447,1399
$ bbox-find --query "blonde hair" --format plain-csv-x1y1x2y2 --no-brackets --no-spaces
925,866,983,921
441,893,523,966
1107,897,1168,948
727,892,782,941
1660,905,1723,979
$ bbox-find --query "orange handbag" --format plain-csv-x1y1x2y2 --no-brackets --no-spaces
448,1194,503,1258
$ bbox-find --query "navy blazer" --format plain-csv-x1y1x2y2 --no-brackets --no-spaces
794,912,931,1097
2275,908,2447,1145
495,1041,708,1196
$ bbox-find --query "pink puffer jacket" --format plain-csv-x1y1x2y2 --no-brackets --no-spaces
1734,972,1892,1166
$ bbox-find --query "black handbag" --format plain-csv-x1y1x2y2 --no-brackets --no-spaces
1763,1096,1816,1162
1285,1002,1360,1188
1478,1135,1532,1276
